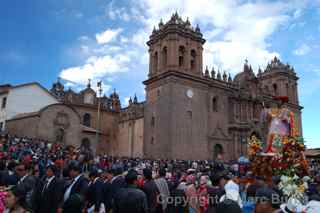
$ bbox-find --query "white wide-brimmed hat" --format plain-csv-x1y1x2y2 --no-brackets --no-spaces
280,197,304,213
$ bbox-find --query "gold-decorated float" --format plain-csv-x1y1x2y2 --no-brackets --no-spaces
248,96,309,199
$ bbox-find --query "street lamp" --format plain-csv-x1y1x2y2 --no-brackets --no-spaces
95,81,102,146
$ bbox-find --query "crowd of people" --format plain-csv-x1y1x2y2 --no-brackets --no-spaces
0,133,319,213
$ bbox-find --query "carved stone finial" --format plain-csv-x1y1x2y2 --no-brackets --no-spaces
205,66,210,78
186,17,190,25
134,94,138,103
211,67,216,79
217,69,222,80
228,74,232,83
195,24,201,33
129,97,132,105
87,79,91,88
223,71,227,82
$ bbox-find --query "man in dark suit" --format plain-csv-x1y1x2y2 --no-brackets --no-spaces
142,168,159,213
34,165,64,213
110,165,126,198
86,169,104,213
58,162,89,213
15,162,36,210
102,168,113,213
113,169,148,213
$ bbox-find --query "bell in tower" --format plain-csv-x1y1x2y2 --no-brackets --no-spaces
147,13,206,78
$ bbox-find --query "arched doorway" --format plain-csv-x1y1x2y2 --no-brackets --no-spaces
81,138,91,151
55,128,65,143
213,144,224,160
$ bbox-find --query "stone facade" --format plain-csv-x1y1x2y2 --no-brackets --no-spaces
5,13,303,161
143,13,302,161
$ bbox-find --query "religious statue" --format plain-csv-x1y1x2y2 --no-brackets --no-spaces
260,96,296,154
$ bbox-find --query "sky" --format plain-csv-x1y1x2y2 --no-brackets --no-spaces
0,0,319,148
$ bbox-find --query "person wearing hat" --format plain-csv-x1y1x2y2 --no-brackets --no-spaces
113,169,148,213
254,187,282,213
33,164,64,213
219,180,243,209
86,168,104,213
279,197,305,213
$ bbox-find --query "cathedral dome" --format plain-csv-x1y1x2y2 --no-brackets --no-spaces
234,61,256,85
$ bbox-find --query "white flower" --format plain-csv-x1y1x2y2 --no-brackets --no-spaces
302,176,311,182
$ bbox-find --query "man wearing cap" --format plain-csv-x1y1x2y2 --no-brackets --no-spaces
255,187,282,213
113,169,148,213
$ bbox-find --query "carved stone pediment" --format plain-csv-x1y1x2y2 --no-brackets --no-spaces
53,111,70,129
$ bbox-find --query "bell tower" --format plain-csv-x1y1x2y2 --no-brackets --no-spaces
147,12,205,77
143,13,208,160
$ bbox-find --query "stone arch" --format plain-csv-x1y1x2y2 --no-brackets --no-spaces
56,127,65,143
273,83,278,96
83,113,91,127
81,138,91,150
178,45,185,67
212,96,218,112
162,47,167,68
190,49,196,70
213,144,224,160
153,51,158,73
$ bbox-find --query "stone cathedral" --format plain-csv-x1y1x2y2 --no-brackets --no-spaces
143,13,302,160
5,13,303,161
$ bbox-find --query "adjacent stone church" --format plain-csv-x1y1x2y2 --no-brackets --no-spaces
4,13,303,160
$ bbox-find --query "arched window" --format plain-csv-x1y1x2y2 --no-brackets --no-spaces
273,83,278,96
179,46,185,67
212,97,218,112
151,116,155,127
153,51,158,72
190,49,196,70
83,113,91,127
162,47,167,68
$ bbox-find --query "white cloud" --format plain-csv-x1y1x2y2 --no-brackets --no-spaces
135,0,301,73
293,9,303,19
293,44,311,55
123,97,131,107
78,36,90,41
61,0,309,97
106,3,131,22
96,28,123,44
60,54,130,85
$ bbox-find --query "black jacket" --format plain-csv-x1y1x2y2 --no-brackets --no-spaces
34,176,65,213
142,180,159,213
62,175,89,213
102,180,113,211
86,178,104,211
113,185,148,213
16,175,36,210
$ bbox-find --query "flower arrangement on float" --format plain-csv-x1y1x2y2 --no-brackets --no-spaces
278,174,310,200
248,135,309,185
